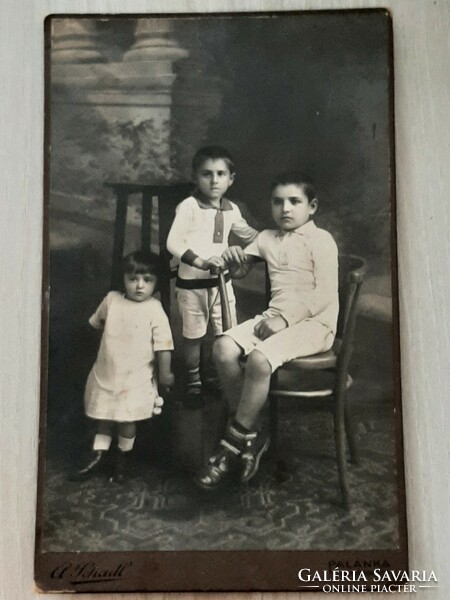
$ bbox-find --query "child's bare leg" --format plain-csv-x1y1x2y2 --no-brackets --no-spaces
195,349,272,490
183,336,203,394
212,335,245,413
118,421,136,442
235,349,272,430
95,420,113,446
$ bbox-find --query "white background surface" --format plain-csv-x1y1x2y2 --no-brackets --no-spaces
1,0,449,599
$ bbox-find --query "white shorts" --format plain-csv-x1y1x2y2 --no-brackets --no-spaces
176,282,237,339
223,315,334,372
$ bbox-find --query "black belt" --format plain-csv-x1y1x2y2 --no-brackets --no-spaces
176,273,231,290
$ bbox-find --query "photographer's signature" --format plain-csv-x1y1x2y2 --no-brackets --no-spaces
51,561,132,585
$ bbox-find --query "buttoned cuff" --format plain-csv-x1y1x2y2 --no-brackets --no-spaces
181,249,199,266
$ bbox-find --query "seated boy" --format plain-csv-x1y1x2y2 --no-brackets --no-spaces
195,171,339,490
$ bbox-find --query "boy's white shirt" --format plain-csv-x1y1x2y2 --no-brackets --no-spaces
166,195,257,280
245,220,339,333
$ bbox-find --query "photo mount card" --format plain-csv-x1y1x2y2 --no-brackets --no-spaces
35,9,408,593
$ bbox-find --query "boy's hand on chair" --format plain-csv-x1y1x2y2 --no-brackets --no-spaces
222,245,246,268
206,255,226,273
254,316,288,340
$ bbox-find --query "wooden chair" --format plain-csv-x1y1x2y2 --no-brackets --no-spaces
268,254,367,509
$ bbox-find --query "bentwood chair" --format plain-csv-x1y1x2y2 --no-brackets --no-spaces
268,254,367,510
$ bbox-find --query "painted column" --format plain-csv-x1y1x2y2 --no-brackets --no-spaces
51,18,106,64
51,18,189,187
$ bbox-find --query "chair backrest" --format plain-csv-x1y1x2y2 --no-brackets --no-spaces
106,181,193,318
336,254,367,371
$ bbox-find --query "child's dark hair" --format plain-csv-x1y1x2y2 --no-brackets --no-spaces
270,171,317,202
122,250,162,281
192,145,236,175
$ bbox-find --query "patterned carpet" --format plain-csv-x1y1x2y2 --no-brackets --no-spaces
41,382,400,553
41,251,401,553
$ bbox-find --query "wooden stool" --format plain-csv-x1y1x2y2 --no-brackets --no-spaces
105,181,192,318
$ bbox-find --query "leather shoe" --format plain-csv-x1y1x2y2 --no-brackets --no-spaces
240,435,270,483
69,449,107,481
195,421,262,490
110,450,128,483
195,441,240,490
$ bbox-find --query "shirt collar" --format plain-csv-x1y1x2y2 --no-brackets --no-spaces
193,194,233,211
277,219,316,237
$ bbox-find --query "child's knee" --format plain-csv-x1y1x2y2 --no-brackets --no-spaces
118,421,136,438
246,349,272,378
213,335,241,365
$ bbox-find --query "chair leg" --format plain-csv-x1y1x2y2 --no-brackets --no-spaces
344,399,359,465
333,408,350,510
269,394,278,460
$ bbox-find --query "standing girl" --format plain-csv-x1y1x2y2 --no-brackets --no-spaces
72,250,174,482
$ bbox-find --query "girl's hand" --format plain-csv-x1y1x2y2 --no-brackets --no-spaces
159,372,175,394
222,245,247,268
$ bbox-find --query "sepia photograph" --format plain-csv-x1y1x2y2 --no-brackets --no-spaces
35,10,408,592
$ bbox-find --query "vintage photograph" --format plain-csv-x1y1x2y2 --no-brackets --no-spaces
35,10,407,592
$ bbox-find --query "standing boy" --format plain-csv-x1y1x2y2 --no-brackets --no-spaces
167,146,258,402
195,172,339,489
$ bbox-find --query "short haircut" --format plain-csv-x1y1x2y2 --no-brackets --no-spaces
122,250,162,278
192,145,236,174
270,171,317,202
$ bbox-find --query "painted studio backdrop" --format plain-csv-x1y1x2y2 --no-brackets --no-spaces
41,13,403,553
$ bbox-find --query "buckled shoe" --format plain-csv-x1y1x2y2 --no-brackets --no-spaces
240,434,270,483
195,422,256,490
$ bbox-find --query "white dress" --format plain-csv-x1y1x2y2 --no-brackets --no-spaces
84,292,174,422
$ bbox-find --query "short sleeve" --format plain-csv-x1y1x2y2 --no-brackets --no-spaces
151,301,175,352
88,293,113,329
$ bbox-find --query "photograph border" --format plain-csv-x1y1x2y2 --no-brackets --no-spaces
34,9,408,593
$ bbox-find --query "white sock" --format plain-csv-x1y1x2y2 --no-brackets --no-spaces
118,435,135,452
93,433,112,451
